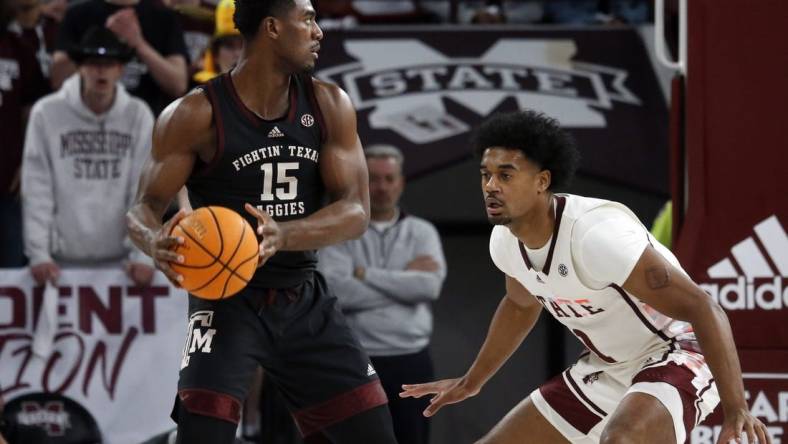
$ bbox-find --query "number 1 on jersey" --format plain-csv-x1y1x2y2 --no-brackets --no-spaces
260,162,299,201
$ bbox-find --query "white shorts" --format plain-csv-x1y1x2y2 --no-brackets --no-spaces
530,342,720,443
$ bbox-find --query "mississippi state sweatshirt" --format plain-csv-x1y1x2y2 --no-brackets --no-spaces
21,73,154,265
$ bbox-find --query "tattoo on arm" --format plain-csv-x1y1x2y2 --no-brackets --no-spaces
646,266,671,289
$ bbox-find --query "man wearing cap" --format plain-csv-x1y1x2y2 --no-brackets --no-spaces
50,0,189,115
21,25,155,286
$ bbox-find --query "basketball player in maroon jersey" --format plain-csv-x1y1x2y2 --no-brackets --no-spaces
127,0,398,443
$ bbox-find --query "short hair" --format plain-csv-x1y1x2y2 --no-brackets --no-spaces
365,144,404,168
473,110,580,190
233,0,295,41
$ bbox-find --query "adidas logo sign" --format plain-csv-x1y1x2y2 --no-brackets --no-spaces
267,126,284,138
700,215,787,310
366,363,376,377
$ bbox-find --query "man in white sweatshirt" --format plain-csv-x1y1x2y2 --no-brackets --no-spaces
22,25,155,286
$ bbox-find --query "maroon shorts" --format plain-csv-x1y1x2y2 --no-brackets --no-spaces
531,344,719,443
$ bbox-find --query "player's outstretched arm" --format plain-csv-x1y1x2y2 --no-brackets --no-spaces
400,276,542,417
126,91,211,285
245,81,369,261
622,246,771,444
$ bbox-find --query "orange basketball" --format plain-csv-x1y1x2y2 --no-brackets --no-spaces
169,206,259,300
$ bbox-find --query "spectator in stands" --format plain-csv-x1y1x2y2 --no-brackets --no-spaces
314,0,358,29
0,0,49,268
40,0,64,22
319,145,447,444
50,0,189,115
314,0,439,26
611,0,651,24
460,1,543,24
7,0,61,78
542,0,651,25
541,0,599,24
470,0,507,24
159,0,214,79
21,26,155,286
192,0,241,84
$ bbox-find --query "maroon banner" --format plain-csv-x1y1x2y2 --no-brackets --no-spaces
681,1,788,441
680,0,788,354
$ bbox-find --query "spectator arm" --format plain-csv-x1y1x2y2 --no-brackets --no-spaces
49,51,76,90
363,223,447,303
319,246,396,312
134,40,188,98
21,110,56,265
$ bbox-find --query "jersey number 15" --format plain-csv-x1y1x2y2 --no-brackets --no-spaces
260,162,298,201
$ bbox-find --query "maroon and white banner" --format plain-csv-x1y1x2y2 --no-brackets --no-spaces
0,268,187,443
690,350,788,443
679,3,788,440
686,215,788,442
315,27,669,192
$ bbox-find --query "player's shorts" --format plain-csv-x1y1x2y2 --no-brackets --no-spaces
530,341,720,443
172,271,388,438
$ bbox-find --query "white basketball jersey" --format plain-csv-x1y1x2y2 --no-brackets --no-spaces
489,194,696,364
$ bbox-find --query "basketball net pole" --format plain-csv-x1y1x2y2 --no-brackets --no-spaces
654,0,687,249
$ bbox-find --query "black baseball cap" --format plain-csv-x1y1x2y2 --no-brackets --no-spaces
68,25,134,65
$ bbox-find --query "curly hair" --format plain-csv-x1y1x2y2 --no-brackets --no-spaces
473,110,580,190
234,0,295,41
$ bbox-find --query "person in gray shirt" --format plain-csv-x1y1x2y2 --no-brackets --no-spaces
319,144,446,444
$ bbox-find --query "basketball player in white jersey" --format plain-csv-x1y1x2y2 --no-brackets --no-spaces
400,111,770,444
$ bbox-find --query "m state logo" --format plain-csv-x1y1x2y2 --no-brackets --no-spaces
17,401,71,436
317,39,640,144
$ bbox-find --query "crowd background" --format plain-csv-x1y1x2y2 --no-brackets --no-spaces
7,1,780,444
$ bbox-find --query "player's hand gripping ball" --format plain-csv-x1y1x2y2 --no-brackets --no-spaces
169,206,259,299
